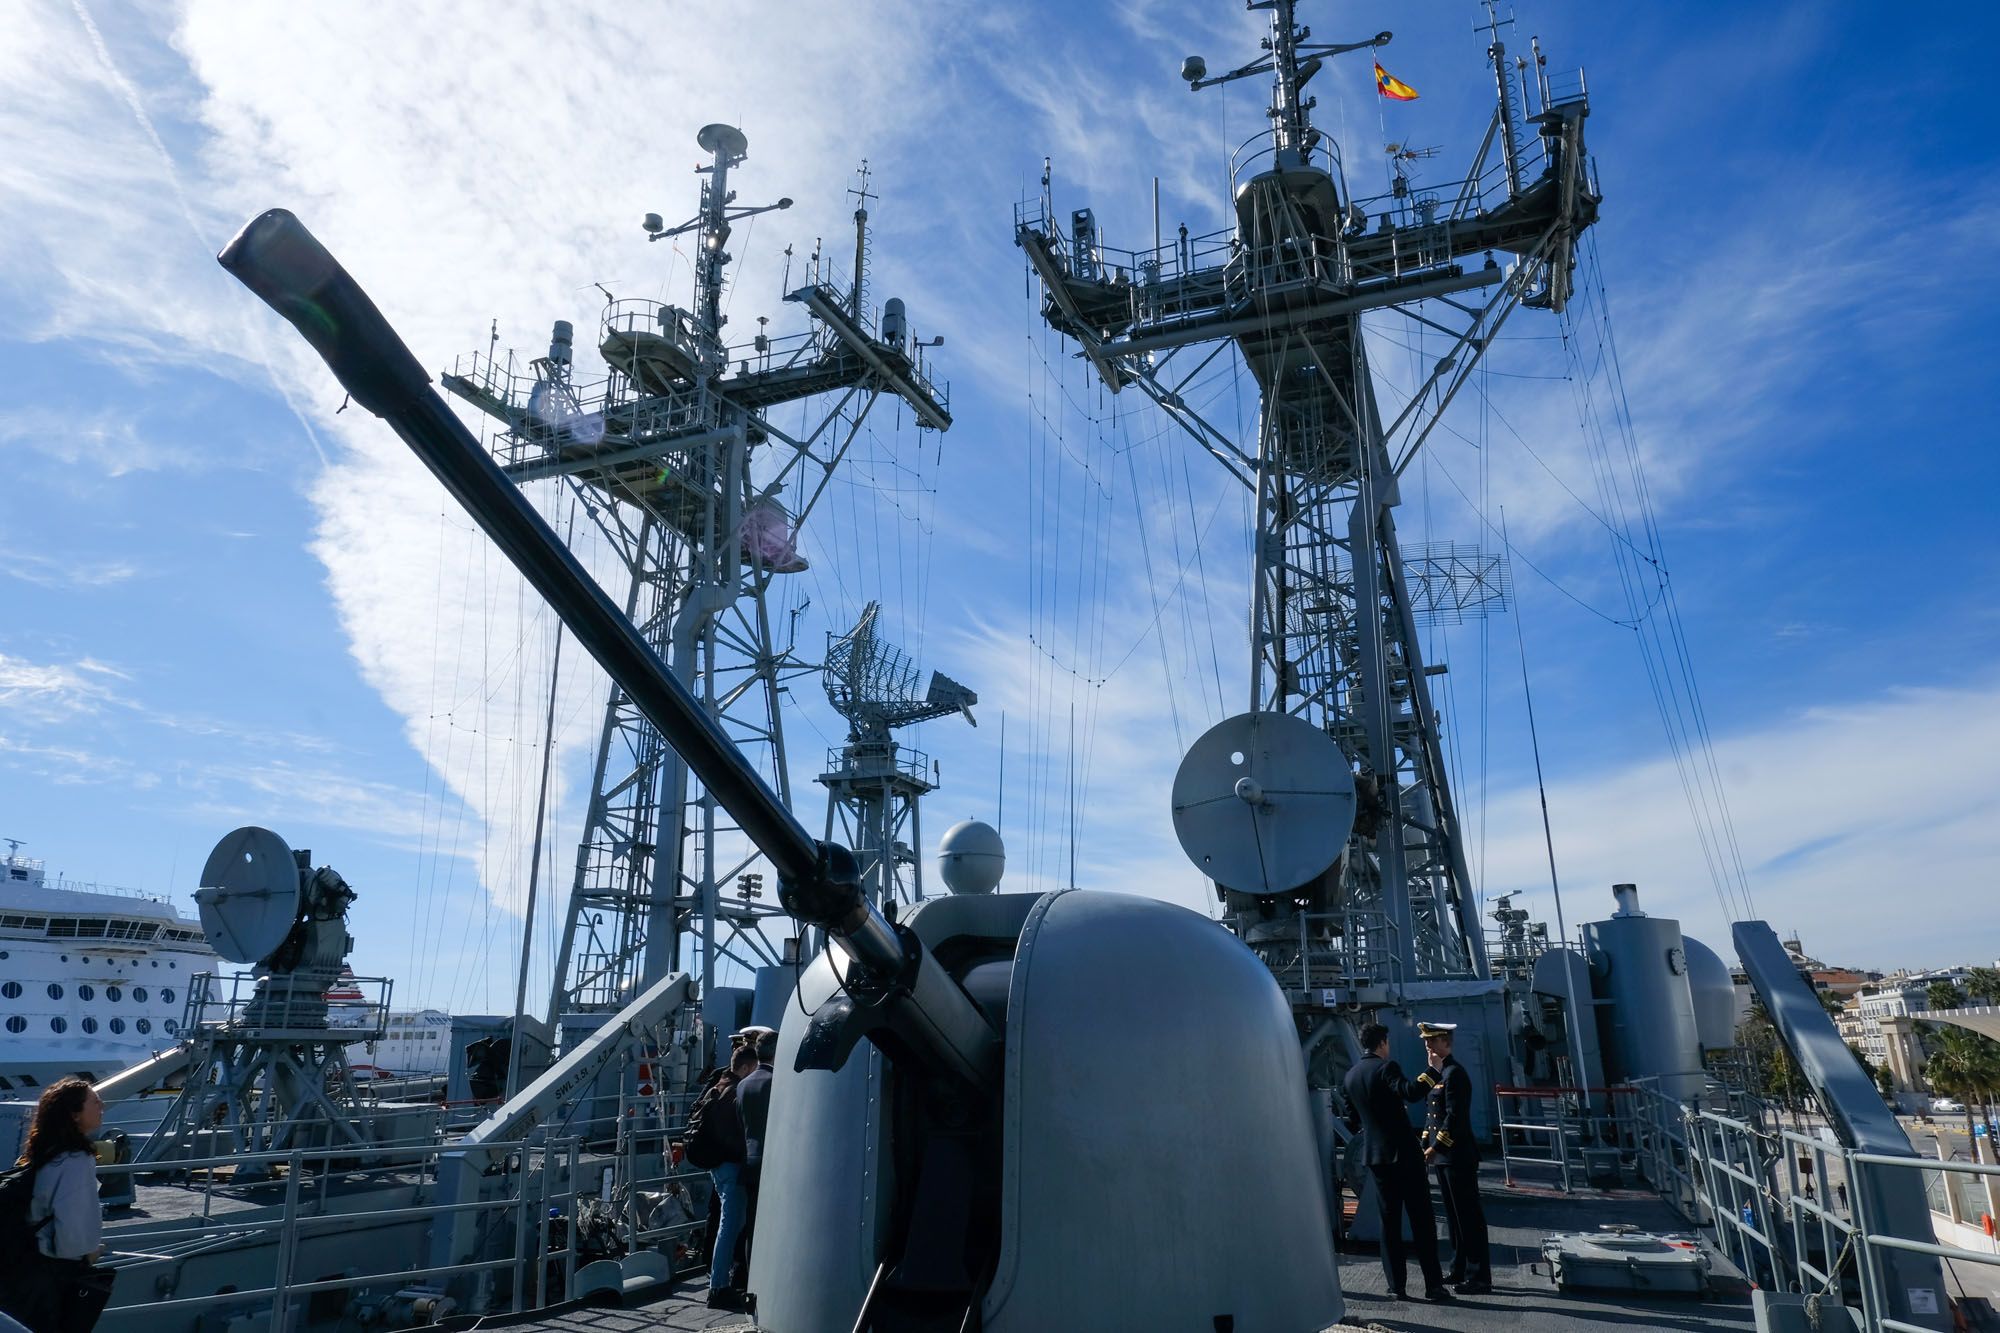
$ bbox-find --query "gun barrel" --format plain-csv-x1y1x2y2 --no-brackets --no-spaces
220,208,821,891
217,209,997,1094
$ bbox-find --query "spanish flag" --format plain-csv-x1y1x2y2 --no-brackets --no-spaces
1375,60,1419,101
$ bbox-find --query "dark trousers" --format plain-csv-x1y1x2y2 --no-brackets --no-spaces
0,1257,114,1333
1436,1161,1491,1282
1368,1160,1442,1294
732,1160,761,1288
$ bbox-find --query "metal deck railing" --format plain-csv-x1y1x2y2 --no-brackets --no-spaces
96,1077,721,1333
1619,1080,2000,1330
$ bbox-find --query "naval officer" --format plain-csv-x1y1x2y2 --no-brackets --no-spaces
1340,1022,1451,1302
1417,1021,1492,1294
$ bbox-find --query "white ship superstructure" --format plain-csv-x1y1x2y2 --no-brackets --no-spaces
351,1007,451,1078
0,840,217,1091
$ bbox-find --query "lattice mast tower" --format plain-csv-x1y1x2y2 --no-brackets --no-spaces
445,129,951,1016
818,602,977,907
1017,1,1597,987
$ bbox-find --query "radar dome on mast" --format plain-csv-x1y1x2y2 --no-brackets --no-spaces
695,122,749,161
938,819,1004,895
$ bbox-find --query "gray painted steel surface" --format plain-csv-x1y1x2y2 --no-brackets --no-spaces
1734,919,1949,1331
751,892,1040,1332
937,818,1005,895
752,889,1341,1332
1583,894,1704,1101
1528,946,1607,1092
1399,980,1508,1140
982,890,1341,1331
195,825,305,965
1170,710,1356,895
1681,934,1737,1054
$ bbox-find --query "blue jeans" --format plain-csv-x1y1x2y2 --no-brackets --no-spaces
709,1162,746,1293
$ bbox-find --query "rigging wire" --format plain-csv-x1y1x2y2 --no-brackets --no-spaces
1506,506,1596,1109
1554,234,1757,921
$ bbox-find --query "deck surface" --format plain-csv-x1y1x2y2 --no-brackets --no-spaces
1330,1166,1758,1332
473,1292,755,1333
476,1164,1765,1333
106,1167,428,1234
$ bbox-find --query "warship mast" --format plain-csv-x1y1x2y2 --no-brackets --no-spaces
817,601,977,908
444,132,950,1021
1017,0,1597,995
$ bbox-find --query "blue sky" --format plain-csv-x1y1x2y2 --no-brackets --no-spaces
2,1,1996,1013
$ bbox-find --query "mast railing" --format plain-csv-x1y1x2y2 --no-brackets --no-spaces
1232,907,1400,996
1226,127,1347,199
821,744,930,784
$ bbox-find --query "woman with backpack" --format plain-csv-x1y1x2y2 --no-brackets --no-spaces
0,1076,113,1333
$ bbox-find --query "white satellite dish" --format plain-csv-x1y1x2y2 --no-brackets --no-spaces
1170,711,1356,895
195,826,303,965
696,123,749,160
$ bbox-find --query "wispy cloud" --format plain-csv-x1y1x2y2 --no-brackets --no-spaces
0,547,146,589
0,406,204,477
0,651,121,721
1480,679,2000,972
178,758,462,848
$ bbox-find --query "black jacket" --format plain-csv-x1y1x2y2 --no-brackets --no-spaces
736,1065,773,1166
1421,1055,1480,1168
1340,1052,1430,1167
693,1070,748,1165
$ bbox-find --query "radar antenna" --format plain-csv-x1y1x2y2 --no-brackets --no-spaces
818,601,977,906
137,827,406,1172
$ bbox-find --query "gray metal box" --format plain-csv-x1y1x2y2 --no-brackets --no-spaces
1542,1226,1712,1296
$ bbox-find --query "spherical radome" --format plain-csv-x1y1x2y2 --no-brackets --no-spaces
938,819,1005,894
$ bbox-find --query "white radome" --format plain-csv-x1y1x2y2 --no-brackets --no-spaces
937,820,1005,895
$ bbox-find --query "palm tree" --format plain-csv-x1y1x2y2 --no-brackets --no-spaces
1928,980,1968,1012
1738,999,1809,1119
1922,1044,1979,1146
1965,967,2000,1008
1923,1026,2000,1150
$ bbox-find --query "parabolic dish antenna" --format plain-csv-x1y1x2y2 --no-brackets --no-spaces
1170,711,1356,895
696,123,749,160
195,826,303,965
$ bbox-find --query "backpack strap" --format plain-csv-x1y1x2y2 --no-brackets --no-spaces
4,1161,55,1242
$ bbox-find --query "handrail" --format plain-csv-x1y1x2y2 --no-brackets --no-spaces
1616,1078,1993,1330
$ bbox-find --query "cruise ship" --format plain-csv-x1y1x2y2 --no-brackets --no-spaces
0,839,218,1092
336,990,453,1079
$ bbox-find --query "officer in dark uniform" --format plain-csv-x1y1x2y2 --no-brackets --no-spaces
1418,1021,1492,1294
1340,1022,1451,1302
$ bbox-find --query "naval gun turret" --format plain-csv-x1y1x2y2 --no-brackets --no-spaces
218,211,1345,1330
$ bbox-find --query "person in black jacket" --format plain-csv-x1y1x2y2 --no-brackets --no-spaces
729,1027,777,1295
702,1045,757,1311
1418,1021,1492,1294
1340,1022,1451,1302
